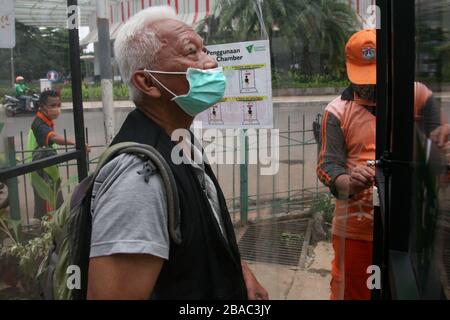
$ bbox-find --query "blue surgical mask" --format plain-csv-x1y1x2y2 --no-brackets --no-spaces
144,67,226,116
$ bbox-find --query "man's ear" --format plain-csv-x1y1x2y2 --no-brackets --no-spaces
131,71,162,99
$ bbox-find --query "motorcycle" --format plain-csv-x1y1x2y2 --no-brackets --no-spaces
3,93,40,117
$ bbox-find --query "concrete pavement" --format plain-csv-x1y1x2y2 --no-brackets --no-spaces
244,241,333,300
234,224,333,300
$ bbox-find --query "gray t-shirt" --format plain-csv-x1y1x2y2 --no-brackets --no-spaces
90,153,169,259
90,149,226,260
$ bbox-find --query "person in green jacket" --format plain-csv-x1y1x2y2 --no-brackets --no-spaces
15,76,32,111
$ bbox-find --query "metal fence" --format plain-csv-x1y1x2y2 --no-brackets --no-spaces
6,112,327,225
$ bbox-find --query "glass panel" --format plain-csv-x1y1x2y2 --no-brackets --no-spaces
0,1,77,172
0,0,378,300
413,0,450,299
198,0,369,300
0,3,87,300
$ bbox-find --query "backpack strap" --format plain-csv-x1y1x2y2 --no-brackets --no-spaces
91,142,182,244
93,142,140,178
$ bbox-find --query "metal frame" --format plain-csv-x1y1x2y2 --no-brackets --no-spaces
375,0,421,299
388,0,418,299
373,0,391,300
0,0,88,183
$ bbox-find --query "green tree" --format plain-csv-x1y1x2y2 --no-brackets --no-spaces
315,0,359,77
0,22,70,83
198,0,303,67
198,0,358,77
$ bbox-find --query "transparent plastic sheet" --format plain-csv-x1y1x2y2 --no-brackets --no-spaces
0,3,81,299
198,0,362,300
410,75,450,298
330,178,349,300
330,143,375,300
201,0,286,300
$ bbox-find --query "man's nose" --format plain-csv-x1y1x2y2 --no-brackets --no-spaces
202,53,218,70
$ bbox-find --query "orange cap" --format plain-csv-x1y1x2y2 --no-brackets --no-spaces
346,29,376,85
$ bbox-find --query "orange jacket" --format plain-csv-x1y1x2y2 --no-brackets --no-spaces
317,88,376,241
317,83,440,241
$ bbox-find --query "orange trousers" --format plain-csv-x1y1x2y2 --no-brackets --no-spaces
330,235,373,300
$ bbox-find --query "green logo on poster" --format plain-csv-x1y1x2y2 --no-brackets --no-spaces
246,44,266,54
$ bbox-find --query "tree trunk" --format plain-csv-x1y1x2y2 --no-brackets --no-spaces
301,43,313,76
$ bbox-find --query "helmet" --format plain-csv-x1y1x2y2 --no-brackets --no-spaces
16,76,24,82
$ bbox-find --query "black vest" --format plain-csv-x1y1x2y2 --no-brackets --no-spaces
111,108,247,300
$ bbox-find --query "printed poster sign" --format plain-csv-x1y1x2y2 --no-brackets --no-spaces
47,70,60,82
0,0,15,48
195,40,273,129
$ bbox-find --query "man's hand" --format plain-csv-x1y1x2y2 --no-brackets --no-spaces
444,141,450,164
430,123,450,149
335,165,375,198
241,261,269,300
349,165,375,195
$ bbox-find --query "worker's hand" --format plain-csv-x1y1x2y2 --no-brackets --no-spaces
443,141,450,164
430,124,450,149
241,261,269,300
85,144,91,153
349,165,375,195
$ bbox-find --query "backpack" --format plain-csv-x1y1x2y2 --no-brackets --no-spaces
313,113,323,145
37,142,182,300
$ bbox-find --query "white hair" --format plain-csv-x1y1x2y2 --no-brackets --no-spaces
114,6,180,103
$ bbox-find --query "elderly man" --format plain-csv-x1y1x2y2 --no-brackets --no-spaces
87,6,268,300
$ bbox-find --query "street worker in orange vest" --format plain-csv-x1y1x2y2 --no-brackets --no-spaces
317,29,449,300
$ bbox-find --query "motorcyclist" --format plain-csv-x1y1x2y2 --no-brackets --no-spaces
15,76,33,111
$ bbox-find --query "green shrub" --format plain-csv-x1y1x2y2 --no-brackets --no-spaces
59,82,130,102
0,86,15,98
4,73,349,103
310,193,335,224
272,69,349,89
113,84,130,100
60,86,72,101
0,209,52,299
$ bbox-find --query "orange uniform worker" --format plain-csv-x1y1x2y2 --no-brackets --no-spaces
317,29,449,300
317,29,377,300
